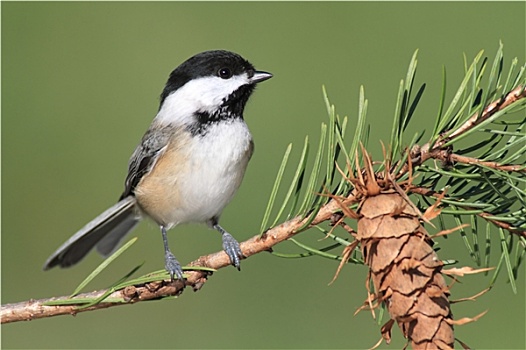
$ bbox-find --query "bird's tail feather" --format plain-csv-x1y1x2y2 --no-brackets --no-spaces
43,196,140,270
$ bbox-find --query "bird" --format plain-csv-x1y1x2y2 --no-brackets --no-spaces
43,50,272,281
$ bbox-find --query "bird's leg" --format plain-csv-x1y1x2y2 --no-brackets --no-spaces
211,221,244,270
160,225,184,281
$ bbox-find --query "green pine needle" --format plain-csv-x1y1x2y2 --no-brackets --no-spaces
498,228,517,294
298,123,327,215
70,237,138,297
271,136,309,227
260,143,293,234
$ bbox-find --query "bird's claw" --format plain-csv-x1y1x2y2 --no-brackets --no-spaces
222,232,244,270
165,251,184,282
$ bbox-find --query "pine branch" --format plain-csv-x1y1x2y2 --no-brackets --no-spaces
1,196,343,324
412,84,526,167
402,84,526,238
255,44,525,348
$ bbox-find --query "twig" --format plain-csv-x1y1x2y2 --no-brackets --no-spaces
448,153,525,173
1,198,343,324
446,85,526,141
409,186,526,238
419,149,525,173
0,280,187,324
477,212,526,238
405,85,526,172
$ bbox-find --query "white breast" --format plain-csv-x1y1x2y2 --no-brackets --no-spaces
167,119,253,226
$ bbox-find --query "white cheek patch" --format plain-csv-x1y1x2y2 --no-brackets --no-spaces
155,73,250,125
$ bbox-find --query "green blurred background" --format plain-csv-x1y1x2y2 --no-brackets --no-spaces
2,2,525,349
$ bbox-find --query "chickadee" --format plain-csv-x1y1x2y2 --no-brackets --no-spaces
43,50,272,281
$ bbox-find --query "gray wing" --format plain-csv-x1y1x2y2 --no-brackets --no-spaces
120,125,174,199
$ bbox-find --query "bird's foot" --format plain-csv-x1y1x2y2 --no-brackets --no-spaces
165,251,184,282
221,232,244,270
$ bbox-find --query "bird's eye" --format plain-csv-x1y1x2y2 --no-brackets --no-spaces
218,68,232,79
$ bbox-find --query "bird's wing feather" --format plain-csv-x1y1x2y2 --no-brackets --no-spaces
120,125,175,199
